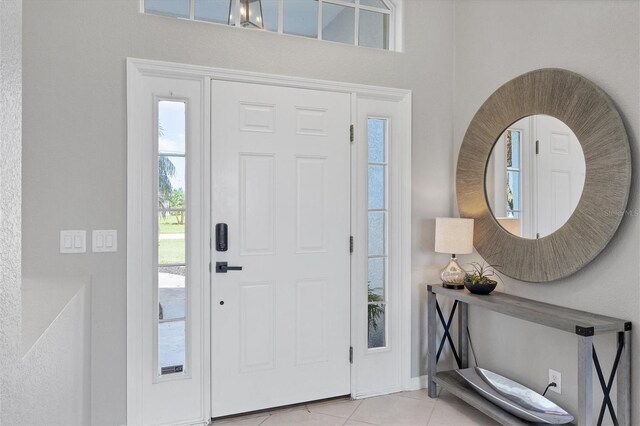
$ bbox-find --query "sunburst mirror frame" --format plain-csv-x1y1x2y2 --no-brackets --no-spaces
456,68,631,282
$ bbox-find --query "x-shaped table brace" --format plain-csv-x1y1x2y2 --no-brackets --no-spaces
592,333,625,426
427,286,632,426
435,299,462,368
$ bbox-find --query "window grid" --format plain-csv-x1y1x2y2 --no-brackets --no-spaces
505,129,521,219
156,100,188,377
367,117,388,350
143,0,394,50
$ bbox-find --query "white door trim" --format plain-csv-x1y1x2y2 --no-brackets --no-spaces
127,57,412,424
127,62,211,426
351,96,412,398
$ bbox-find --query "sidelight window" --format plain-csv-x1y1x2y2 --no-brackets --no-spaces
367,118,388,349
156,100,188,376
505,129,521,218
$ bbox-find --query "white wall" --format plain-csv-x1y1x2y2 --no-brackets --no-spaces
0,0,22,422
21,1,455,423
2,278,91,426
453,0,640,421
24,1,638,423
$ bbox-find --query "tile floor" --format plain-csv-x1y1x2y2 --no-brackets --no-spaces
211,390,500,426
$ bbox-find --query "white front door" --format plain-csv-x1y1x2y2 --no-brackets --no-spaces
535,115,585,238
210,81,352,417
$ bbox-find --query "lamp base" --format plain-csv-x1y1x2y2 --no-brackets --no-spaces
442,282,465,290
440,255,466,289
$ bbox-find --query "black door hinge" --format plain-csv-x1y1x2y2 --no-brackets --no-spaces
350,124,354,143
349,346,353,364
349,236,354,253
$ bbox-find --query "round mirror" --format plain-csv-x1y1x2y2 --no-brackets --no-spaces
457,68,630,282
484,115,585,239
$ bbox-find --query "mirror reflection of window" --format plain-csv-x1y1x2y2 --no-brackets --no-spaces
505,129,521,219
486,115,585,240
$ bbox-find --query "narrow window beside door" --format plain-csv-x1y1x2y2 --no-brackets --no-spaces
367,118,388,349
505,129,521,219
157,100,188,376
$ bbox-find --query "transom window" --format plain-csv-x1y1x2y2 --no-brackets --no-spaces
143,0,397,50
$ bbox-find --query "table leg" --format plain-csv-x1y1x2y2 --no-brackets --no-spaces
427,287,437,398
617,330,631,426
577,335,593,426
458,302,468,369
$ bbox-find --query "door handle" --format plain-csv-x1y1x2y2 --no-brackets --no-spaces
215,261,243,273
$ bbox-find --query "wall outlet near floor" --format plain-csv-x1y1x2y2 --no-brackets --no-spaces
548,369,562,394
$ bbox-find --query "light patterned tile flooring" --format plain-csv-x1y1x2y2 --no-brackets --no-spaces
211,391,500,426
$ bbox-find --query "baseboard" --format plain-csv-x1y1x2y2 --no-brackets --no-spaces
354,384,403,399
352,375,430,399
405,374,430,391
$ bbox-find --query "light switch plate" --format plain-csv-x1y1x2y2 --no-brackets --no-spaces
60,230,86,254
93,230,117,253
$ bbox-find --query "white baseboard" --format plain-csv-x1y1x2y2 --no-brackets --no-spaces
352,375,430,399
405,375,430,391
353,384,403,399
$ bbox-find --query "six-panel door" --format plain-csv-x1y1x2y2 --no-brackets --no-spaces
211,81,352,417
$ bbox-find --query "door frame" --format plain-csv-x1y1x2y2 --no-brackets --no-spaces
127,57,412,425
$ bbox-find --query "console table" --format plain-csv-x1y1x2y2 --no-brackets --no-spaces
427,285,632,426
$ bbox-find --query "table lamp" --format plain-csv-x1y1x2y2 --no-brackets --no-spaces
435,217,474,289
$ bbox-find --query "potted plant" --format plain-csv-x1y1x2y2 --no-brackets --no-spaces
368,287,384,329
464,262,501,295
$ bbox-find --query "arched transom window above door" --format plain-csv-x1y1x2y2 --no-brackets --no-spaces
142,0,401,51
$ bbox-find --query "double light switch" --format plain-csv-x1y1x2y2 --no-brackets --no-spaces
60,230,117,253
60,230,86,254
92,230,117,252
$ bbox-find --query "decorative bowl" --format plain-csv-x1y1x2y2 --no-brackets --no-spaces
457,367,574,424
463,278,497,295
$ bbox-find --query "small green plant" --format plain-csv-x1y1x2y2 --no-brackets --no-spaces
367,285,385,331
464,261,502,285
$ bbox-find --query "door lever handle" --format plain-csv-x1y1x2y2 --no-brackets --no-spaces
215,261,243,273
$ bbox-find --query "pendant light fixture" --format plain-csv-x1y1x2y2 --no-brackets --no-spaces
228,0,264,29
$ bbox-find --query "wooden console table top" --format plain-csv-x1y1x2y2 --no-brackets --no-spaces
428,285,630,336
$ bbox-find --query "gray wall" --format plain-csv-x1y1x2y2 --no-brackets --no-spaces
22,1,455,424
3,279,91,425
453,0,640,421
0,0,22,422
23,0,639,423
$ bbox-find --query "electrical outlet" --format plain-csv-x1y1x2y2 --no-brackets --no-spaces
548,369,562,394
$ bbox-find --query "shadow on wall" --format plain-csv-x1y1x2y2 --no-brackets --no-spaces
1,278,91,426
420,218,437,253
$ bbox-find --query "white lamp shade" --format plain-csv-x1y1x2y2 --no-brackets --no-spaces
435,217,474,255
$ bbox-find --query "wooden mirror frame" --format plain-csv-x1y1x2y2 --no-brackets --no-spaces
456,68,631,282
